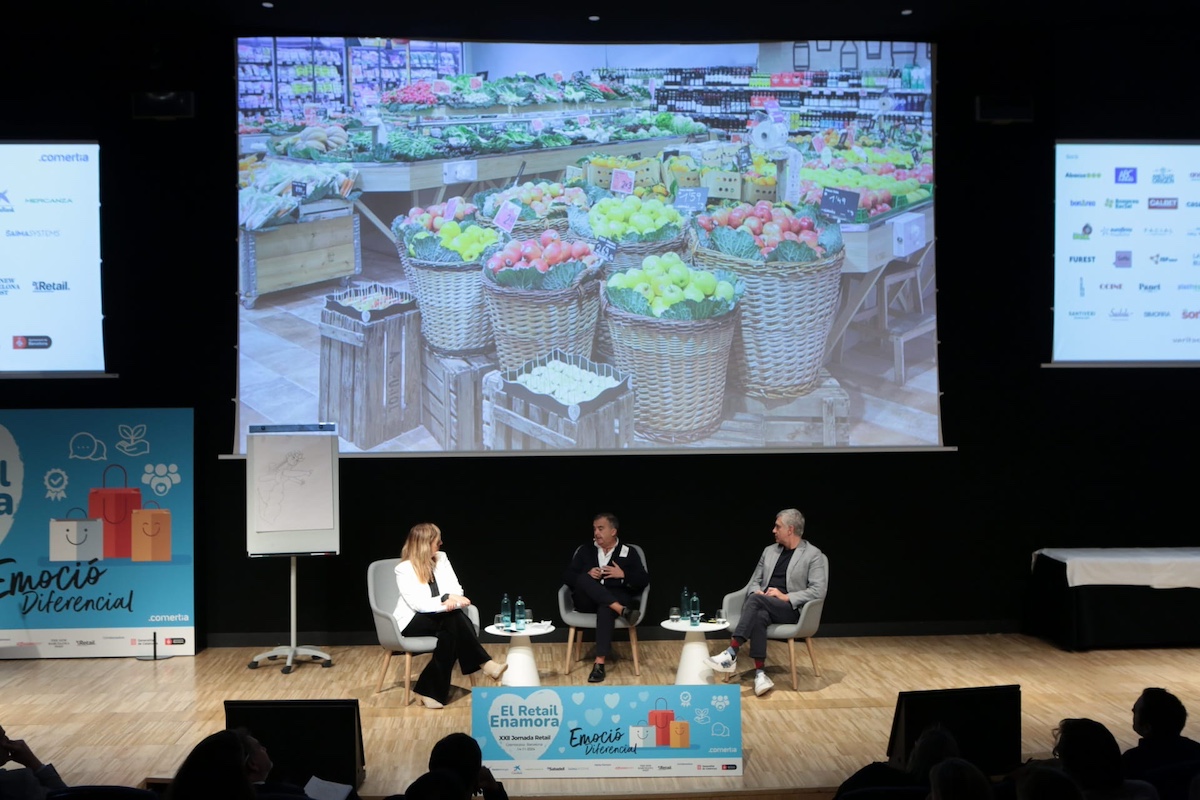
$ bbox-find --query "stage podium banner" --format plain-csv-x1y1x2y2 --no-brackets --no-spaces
0,409,195,658
471,685,742,778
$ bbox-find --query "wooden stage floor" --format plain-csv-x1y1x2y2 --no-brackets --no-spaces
1,634,1196,799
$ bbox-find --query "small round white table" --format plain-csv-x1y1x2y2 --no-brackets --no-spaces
660,619,730,685
484,623,555,686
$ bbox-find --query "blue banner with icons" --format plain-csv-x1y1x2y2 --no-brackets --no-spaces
471,685,742,778
0,409,194,658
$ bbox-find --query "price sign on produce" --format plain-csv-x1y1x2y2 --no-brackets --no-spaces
911,147,922,165
531,117,545,133
493,201,521,234
565,165,584,181
432,79,452,94
444,197,459,222
763,98,785,125
469,76,483,90
594,237,619,263
736,146,753,171
577,114,591,126
673,186,709,214
819,187,859,222
291,180,309,198
610,169,636,195
661,149,679,161
552,71,564,83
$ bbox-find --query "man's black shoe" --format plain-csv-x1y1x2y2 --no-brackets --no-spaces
588,663,606,682
620,607,640,626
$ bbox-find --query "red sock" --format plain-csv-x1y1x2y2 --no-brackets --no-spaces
754,658,765,670
729,639,741,650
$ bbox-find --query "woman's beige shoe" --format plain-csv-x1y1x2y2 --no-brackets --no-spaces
482,660,508,682
414,692,444,709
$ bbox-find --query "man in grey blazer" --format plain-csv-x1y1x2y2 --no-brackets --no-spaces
705,508,828,696
0,725,67,800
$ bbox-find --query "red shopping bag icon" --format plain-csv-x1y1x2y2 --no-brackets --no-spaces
88,464,142,558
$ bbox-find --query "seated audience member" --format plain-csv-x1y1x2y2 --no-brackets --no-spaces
402,769,470,800
833,726,959,798
1014,764,1085,800
167,729,256,800
1054,718,1159,800
929,757,995,800
428,733,506,800
0,725,67,800
1123,689,1200,780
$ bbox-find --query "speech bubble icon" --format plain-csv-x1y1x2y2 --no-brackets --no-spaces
487,690,562,761
68,432,107,461
0,425,25,548
711,723,731,738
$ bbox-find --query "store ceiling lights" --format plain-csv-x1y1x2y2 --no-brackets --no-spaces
900,8,913,14
261,1,273,6
588,15,600,21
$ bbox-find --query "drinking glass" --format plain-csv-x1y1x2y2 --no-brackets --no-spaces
494,614,504,628
669,607,681,622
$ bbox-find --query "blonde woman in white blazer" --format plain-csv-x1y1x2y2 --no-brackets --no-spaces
393,523,507,708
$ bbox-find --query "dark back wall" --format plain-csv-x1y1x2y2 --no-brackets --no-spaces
2,8,1193,649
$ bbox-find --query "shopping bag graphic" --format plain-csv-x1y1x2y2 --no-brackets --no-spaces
131,501,171,562
669,720,691,749
629,720,656,749
88,464,142,558
648,698,675,746
49,507,103,563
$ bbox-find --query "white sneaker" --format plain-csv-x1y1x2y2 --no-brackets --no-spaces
414,692,444,709
754,671,775,697
705,651,737,673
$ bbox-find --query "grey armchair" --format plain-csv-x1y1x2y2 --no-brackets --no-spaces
367,557,480,704
557,544,650,676
720,553,827,690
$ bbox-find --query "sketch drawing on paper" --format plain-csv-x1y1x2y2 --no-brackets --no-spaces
257,450,311,525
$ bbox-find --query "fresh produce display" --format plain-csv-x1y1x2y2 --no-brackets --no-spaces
514,359,622,406
381,81,438,109
581,195,684,241
663,154,699,177
238,161,361,229
406,220,499,263
393,197,479,234
745,154,777,187
795,167,929,216
484,230,600,284
605,253,744,319
392,197,495,262
271,124,350,155
694,201,844,262
238,187,299,230
476,181,589,222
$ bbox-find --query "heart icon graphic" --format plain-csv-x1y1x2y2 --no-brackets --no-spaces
638,691,650,702
571,692,585,705
611,714,620,723
487,690,563,761
0,426,24,548
585,708,603,726
558,746,566,753
604,693,620,709
629,701,637,709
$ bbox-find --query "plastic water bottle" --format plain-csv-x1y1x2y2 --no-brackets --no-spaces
514,596,526,631
501,594,511,629
690,592,700,626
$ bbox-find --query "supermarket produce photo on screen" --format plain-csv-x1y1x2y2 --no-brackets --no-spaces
235,38,939,455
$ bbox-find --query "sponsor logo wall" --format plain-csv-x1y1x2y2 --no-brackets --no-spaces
0,409,194,658
1054,142,1200,360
